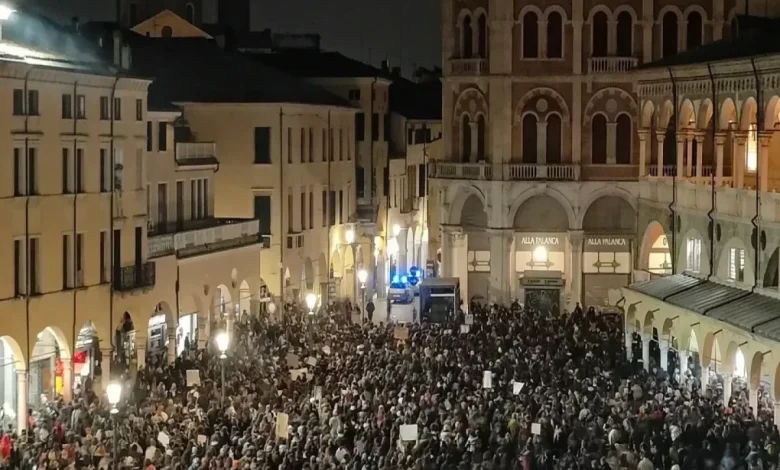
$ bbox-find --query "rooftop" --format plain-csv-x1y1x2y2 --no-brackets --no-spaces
389,78,442,120
246,48,392,79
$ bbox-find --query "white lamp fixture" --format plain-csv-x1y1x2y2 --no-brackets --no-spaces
393,224,402,237
387,238,399,257
215,331,229,359
358,269,368,287
106,382,122,414
345,229,355,245
305,292,317,315
532,246,548,263
0,4,15,21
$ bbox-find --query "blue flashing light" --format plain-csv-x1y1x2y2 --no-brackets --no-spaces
408,276,419,286
392,275,400,283
409,266,419,276
401,276,408,283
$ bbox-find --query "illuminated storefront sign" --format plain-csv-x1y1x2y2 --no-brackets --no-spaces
585,237,630,251
515,233,566,272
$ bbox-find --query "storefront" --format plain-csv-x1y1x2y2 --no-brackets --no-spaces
176,313,198,355
148,314,168,362
582,235,632,307
516,233,566,314
0,340,17,428
29,331,58,407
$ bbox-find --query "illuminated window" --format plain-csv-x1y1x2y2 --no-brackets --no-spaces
728,247,745,282
746,123,758,172
686,238,701,272
648,234,672,274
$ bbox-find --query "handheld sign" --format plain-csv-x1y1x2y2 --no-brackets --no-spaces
399,424,418,441
482,371,492,389
186,370,201,387
513,381,525,395
276,413,289,439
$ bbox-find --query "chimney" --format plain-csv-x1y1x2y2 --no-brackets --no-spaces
391,66,401,78
113,30,122,67
380,60,390,73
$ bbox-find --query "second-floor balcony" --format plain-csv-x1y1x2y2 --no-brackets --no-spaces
114,262,156,292
587,56,638,74
429,162,597,181
450,58,489,76
148,218,267,259
176,142,218,166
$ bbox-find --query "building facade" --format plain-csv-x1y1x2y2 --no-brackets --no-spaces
433,0,765,310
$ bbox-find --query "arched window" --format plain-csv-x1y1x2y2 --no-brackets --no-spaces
591,114,607,164
476,114,486,160
522,12,539,58
746,123,758,171
547,12,563,58
662,12,679,58
185,3,196,24
616,11,633,56
161,25,173,38
522,114,538,163
461,114,472,162
546,114,562,163
616,114,632,164
592,11,609,57
462,15,473,58
686,11,703,49
477,14,487,58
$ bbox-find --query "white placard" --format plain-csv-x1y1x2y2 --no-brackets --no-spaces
482,370,492,389
157,431,170,448
322,346,331,355
460,324,470,334
276,412,289,439
286,353,300,368
144,446,157,461
513,381,525,395
290,368,310,381
305,356,317,367
186,370,201,387
465,314,474,325
314,385,323,401
531,423,542,435
197,435,207,445
399,424,418,441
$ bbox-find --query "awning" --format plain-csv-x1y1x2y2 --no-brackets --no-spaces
666,281,750,315
630,274,702,299
709,294,780,342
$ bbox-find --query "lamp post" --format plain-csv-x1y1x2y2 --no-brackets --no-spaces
215,331,229,406
306,292,317,316
106,382,121,465
358,269,368,321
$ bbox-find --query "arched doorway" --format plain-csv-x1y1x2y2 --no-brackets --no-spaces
460,194,488,305
640,221,672,276
581,196,636,306
238,280,251,320
29,327,71,407
71,321,100,396
214,284,233,331
513,194,570,314
0,336,24,430
147,301,174,366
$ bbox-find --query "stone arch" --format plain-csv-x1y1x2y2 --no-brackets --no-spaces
724,340,745,377
587,4,613,23
641,100,656,128
749,350,764,390
661,317,675,342
543,5,569,22
643,309,657,335
577,187,637,228
37,326,72,361
153,301,176,329
513,87,571,125
679,99,695,128
638,220,672,273
682,5,709,22
453,87,489,121
679,227,710,274
516,4,544,22
330,249,342,278
0,336,26,371
583,87,638,125
764,94,780,130
656,5,683,24
460,194,488,228
238,280,251,317
717,236,754,284
765,247,779,288
720,97,737,130
688,329,700,354
658,99,675,129
580,195,637,233
697,98,714,130
740,96,758,130
613,5,638,22
512,194,572,231
447,184,488,225
701,331,722,369
214,284,233,316
509,187,576,230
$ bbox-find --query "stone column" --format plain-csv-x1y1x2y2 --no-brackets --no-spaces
607,21,618,55
678,349,689,376
487,229,513,305
759,133,771,191
536,121,548,164
694,132,704,182
677,135,686,178
714,132,726,185
656,134,665,177
642,9,653,63
538,21,548,58
606,123,617,164
167,330,177,364
660,340,669,372
572,20,583,75
468,121,479,162
625,328,633,361
722,373,733,404
16,371,27,431
750,389,759,417
568,230,584,310
61,358,73,403
638,129,649,176
701,367,709,393
642,333,650,371
774,401,780,425
733,132,747,189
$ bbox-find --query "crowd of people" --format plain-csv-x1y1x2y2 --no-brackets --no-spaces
3,299,780,469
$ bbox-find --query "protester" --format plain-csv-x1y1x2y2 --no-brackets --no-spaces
3,300,779,469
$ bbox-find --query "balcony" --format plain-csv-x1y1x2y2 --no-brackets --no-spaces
429,162,493,180
428,162,584,181
114,262,156,292
505,164,578,181
148,218,265,258
450,58,489,76
175,142,218,166
587,57,638,74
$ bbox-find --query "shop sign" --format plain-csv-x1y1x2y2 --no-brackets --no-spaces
149,314,167,327
585,236,631,252
516,233,565,251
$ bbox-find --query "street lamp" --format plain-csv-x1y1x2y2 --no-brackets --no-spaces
345,229,355,245
106,382,121,465
215,331,229,406
393,224,402,237
306,292,317,315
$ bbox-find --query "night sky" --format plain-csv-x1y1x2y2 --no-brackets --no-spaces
29,0,441,76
